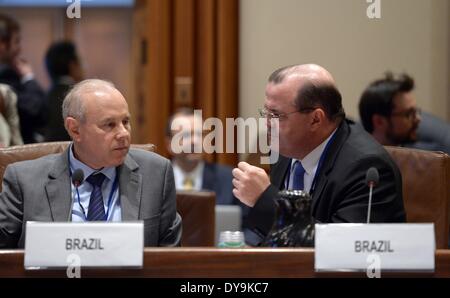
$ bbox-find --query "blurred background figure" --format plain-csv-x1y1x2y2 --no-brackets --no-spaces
0,83,23,147
44,40,83,141
0,13,47,144
359,72,421,146
165,108,236,204
359,72,450,154
166,108,259,245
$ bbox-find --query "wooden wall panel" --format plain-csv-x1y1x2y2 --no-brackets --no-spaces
131,0,148,143
135,0,239,166
216,0,239,166
174,0,194,108
145,0,173,156
195,0,216,119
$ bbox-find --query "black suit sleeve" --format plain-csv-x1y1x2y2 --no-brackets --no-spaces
330,155,406,223
246,184,279,238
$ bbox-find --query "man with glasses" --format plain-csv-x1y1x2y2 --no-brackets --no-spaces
359,72,422,146
232,64,406,244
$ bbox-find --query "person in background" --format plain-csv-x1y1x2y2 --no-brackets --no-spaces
0,83,23,147
358,72,421,147
165,108,236,204
359,72,450,154
44,40,83,141
166,108,258,244
0,13,47,144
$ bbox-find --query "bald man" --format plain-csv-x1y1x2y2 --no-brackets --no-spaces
0,79,182,248
232,64,406,244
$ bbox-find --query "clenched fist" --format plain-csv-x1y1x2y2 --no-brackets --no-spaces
232,161,270,207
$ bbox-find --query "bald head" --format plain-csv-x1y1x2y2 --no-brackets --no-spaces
268,63,344,121
269,64,336,86
62,79,124,122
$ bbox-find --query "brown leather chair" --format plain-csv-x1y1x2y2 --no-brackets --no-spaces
176,191,215,246
0,142,155,184
0,142,215,247
385,146,450,248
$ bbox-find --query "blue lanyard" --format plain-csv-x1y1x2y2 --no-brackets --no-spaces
285,131,337,195
68,150,119,221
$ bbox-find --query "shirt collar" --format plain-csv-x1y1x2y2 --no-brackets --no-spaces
173,160,204,179
69,143,116,182
292,128,337,175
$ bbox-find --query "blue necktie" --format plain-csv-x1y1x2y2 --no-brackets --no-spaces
86,172,106,221
292,160,305,190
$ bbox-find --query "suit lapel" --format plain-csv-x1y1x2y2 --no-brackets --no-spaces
270,155,290,189
118,154,142,221
311,120,351,213
44,148,72,221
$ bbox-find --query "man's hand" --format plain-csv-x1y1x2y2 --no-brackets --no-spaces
232,161,270,207
12,58,33,78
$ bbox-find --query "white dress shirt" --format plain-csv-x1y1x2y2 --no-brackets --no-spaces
287,129,337,193
172,161,205,191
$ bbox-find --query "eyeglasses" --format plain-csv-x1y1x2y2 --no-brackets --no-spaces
391,108,421,120
258,107,316,120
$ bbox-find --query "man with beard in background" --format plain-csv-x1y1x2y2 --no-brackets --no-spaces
358,72,421,146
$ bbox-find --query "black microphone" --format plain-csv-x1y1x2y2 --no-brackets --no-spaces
365,167,379,224
72,169,84,188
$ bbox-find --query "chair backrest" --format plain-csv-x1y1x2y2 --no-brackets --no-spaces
0,141,155,188
385,146,450,248
0,142,215,247
176,190,215,246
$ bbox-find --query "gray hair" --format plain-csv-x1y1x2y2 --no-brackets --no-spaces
62,79,116,122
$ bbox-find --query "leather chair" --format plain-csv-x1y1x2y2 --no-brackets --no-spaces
0,142,215,247
176,191,215,246
385,146,450,248
0,142,155,183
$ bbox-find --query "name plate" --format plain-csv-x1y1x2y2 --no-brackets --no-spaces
314,223,435,272
24,221,144,269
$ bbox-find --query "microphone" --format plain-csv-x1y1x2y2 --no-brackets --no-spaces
365,167,379,224
72,169,84,188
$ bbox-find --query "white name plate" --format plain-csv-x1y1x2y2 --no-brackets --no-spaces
24,221,144,269
314,223,435,272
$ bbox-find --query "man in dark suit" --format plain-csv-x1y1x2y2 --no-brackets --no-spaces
165,108,237,205
0,13,47,144
0,79,181,248
232,64,406,243
44,41,83,142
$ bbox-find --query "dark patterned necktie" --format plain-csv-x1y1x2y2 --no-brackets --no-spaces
86,172,106,221
292,160,305,190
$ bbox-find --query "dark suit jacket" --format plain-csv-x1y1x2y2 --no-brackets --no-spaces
0,64,47,143
248,119,406,239
0,148,182,248
44,82,71,141
202,162,237,205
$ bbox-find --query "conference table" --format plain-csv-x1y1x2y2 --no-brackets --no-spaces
0,248,449,277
